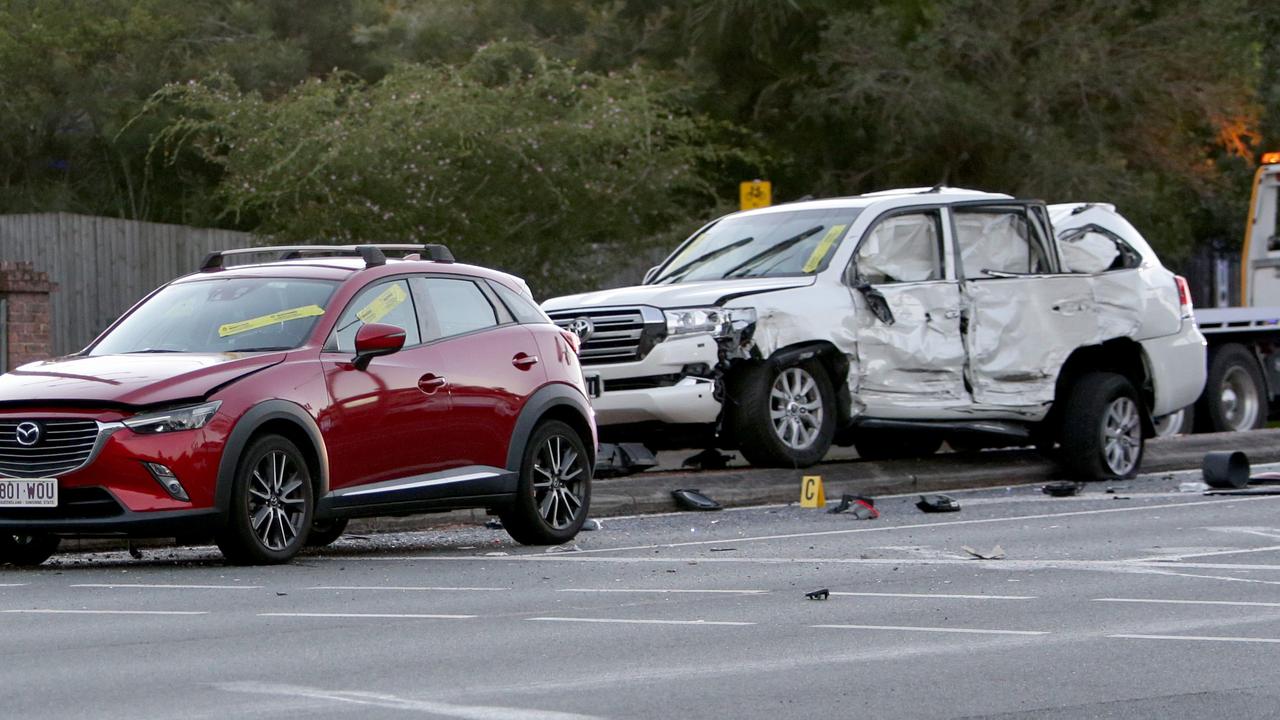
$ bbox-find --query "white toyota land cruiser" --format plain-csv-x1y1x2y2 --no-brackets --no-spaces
544,188,1206,479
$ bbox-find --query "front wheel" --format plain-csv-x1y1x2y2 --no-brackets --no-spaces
215,434,314,565
1060,372,1144,480
499,420,592,545
729,360,836,468
0,533,59,566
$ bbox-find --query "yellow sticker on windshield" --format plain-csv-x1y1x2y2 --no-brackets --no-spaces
355,283,408,324
218,305,325,338
801,224,846,273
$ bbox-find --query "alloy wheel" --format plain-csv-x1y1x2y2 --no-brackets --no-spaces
247,451,307,551
769,367,824,450
1102,396,1141,476
1218,366,1260,431
532,435,586,530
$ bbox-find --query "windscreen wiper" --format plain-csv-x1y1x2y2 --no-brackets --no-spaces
656,237,754,284
126,348,184,353
722,226,823,278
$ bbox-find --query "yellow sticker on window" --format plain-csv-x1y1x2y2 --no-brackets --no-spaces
218,305,326,338
355,283,408,324
801,224,846,273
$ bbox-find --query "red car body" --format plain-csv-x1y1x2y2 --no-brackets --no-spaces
0,248,595,551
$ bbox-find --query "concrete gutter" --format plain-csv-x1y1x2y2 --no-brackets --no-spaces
350,429,1280,533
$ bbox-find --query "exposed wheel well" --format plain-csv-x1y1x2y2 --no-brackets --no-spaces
1052,338,1155,437
752,341,853,427
249,419,325,496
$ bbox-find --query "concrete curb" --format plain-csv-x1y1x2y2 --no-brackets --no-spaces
350,428,1280,533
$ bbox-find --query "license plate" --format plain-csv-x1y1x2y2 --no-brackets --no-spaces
584,373,602,399
0,478,57,507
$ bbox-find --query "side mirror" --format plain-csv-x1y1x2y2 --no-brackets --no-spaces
352,323,405,371
642,265,660,284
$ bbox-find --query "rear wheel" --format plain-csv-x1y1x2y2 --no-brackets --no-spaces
1060,372,1144,480
0,533,59,566
1197,344,1267,433
499,420,591,545
306,518,349,548
729,360,835,468
1153,405,1195,438
216,434,314,565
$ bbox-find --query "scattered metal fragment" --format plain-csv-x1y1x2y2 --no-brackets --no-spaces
672,488,723,511
805,589,830,601
961,545,1006,560
916,494,961,513
828,494,879,520
1202,451,1250,489
1042,481,1082,497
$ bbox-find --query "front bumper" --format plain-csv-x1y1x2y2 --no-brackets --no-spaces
1142,320,1208,417
585,334,723,426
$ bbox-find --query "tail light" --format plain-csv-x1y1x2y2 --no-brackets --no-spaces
559,328,581,355
1175,275,1193,318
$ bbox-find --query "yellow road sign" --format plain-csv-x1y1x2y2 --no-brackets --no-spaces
740,180,772,211
800,475,826,508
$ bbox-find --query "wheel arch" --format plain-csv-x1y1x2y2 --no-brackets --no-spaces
505,383,596,473
1051,338,1155,437
215,400,330,515
757,340,853,428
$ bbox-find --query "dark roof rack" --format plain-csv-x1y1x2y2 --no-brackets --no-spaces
199,243,455,272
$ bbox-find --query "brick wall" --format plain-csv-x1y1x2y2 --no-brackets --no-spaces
0,262,55,370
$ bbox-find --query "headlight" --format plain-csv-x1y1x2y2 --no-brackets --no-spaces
664,307,756,338
123,401,222,434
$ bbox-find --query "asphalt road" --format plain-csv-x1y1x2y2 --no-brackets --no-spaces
6,466,1280,719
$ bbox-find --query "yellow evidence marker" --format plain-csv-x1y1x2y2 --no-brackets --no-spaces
800,475,826,508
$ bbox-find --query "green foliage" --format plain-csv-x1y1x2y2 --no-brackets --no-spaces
147,48,742,295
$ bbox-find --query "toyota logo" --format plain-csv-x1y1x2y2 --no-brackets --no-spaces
567,316,594,343
14,422,41,447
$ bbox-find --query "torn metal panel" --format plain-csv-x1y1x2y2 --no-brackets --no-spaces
1090,270,1145,340
963,276,1098,409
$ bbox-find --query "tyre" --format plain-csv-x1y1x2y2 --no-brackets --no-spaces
1153,405,1196,438
499,420,591,545
0,533,59,566
1197,344,1267,433
215,434,314,565
853,431,944,461
729,359,836,468
305,518,349,548
1060,372,1144,480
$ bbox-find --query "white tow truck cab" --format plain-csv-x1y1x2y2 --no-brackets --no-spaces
545,188,1206,480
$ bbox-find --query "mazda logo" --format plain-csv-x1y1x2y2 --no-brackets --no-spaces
14,422,41,447
567,316,594,343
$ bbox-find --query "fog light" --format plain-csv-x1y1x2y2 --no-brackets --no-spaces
145,462,190,502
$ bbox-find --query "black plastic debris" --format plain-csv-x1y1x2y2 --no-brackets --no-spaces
828,494,879,519
681,448,734,471
672,488,723,511
961,544,1005,560
1042,481,1082,497
594,443,659,478
806,588,830,600
484,519,504,530
1202,451,1250,489
916,494,961,513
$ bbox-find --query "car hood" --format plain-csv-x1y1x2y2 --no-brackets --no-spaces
543,276,815,311
0,352,288,407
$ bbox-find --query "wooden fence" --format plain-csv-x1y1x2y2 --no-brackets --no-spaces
0,213,257,355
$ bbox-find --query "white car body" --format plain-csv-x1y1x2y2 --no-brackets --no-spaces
544,188,1205,467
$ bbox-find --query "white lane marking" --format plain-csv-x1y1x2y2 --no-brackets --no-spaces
830,592,1036,600
1136,544,1280,561
259,612,475,619
1139,568,1280,586
0,609,206,615
1095,597,1280,609
815,624,1048,636
558,588,767,595
308,586,509,592
216,681,602,720
1110,633,1280,645
0,583,28,587
529,617,754,627
71,583,262,590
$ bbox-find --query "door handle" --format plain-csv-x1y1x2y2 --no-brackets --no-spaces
512,353,540,370
417,374,446,394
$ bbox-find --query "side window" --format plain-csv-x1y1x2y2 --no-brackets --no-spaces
852,212,943,284
1058,226,1142,274
418,278,499,340
489,280,552,324
329,279,421,353
954,208,1052,276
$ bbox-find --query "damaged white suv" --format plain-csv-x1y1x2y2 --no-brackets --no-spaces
544,188,1206,479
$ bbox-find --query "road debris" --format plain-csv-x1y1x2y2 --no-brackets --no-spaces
962,545,1006,560
1178,481,1209,493
916,494,961,513
1042,481,1082,497
672,488,723,511
595,443,659,478
709,547,737,552
681,449,734,471
483,519,504,530
805,589,830,600
828,494,878,519
1202,450,1250,489
580,519,602,531
545,544,582,554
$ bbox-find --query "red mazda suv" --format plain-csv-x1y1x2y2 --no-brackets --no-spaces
0,245,595,565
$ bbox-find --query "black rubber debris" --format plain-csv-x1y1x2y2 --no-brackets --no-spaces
1203,451,1250,489
916,494,961,513
1042,481,1083,497
671,489,723,511
806,589,830,601
828,494,877,516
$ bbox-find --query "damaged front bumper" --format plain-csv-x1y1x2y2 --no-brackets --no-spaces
586,334,723,426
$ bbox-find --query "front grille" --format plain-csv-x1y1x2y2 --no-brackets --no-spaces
548,306,666,365
0,487,123,520
0,419,101,478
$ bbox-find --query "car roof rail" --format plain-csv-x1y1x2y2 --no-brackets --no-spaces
199,243,455,271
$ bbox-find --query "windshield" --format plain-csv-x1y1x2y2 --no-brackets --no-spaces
651,208,863,284
90,277,339,355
